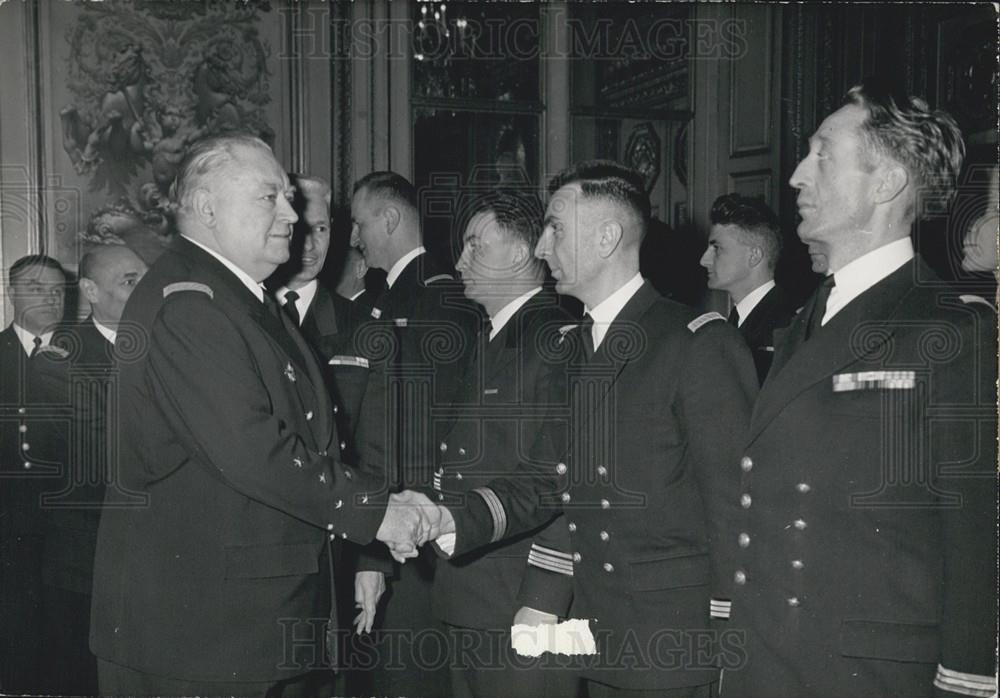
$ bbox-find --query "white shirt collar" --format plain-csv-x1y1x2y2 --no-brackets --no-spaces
488,287,542,342
276,279,318,326
349,288,366,302
12,323,54,357
182,234,265,302
823,237,914,325
735,279,776,328
92,316,117,345
386,246,426,289
585,272,645,350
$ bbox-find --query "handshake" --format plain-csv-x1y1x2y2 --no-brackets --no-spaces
375,490,455,563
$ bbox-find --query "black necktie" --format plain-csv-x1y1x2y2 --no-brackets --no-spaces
728,306,740,327
806,275,836,340
580,313,595,358
283,290,301,327
29,335,42,358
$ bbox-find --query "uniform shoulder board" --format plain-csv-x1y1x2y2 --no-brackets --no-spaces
163,282,214,299
425,273,453,284
959,294,997,311
687,311,725,333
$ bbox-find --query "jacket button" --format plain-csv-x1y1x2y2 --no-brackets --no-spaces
791,559,804,570
18,424,27,433
318,450,328,456
787,596,801,607
738,532,750,548
21,443,29,451
23,461,31,470
458,447,466,456
344,469,353,480
340,441,347,450
329,534,336,541
600,499,610,509
793,518,807,531
567,522,577,532
561,492,571,503
603,562,614,572
740,494,752,509
556,462,567,475
17,407,26,415
439,442,448,453
596,465,607,477
306,411,314,421
334,500,343,509
327,523,334,530
455,473,463,480
599,530,609,541
572,552,582,562
796,482,811,493
332,404,339,414
438,493,444,501
734,569,747,585
740,456,753,472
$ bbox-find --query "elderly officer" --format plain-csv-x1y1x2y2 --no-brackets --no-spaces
700,193,796,384
719,80,998,697
428,161,759,697
88,135,442,696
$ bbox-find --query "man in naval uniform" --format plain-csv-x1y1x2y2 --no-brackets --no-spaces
88,135,444,696
700,193,797,384
428,161,759,697
718,80,998,697
432,190,577,697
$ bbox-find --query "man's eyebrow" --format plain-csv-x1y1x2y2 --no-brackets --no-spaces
543,214,558,226
462,231,477,244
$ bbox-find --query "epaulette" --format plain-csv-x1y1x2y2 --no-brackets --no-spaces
687,311,725,333
163,282,214,299
425,273,453,284
959,294,997,312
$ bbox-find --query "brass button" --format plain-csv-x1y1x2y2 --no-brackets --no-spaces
734,569,747,585
791,559,804,570
793,518,807,531
603,562,614,573
738,532,750,548
327,523,334,530
599,530,609,542
18,425,27,433
787,596,800,607
740,456,753,472
455,473,463,480
600,499,610,509
458,447,466,456
561,492,571,503
438,493,444,501
567,522,577,532
23,461,31,470
340,441,347,450
439,442,448,452
796,482,811,493
596,465,608,477
740,494,752,509
334,500,343,509
332,404,339,414
572,552,581,562
21,443,29,451
17,407,26,415
305,411,314,421
556,462,567,475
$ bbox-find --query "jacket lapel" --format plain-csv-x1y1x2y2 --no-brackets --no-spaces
588,281,660,405
748,262,917,443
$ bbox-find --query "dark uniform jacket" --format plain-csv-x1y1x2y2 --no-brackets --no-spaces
431,289,575,630
89,237,386,682
737,284,797,385
39,319,114,596
0,326,68,691
720,258,998,698
440,281,759,691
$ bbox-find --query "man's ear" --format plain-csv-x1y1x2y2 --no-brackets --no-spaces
597,220,624,259
747,246,764,268
382,206,401,236
873,163,909,205
79,278,99,305
191,188,215,226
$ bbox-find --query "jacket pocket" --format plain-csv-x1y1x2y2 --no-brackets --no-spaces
224,542,320,579
839,619,940,663
628,551,710,592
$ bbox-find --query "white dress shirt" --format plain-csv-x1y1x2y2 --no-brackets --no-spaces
276,279,318,326
488,287,542,342
734,280,777,328
93,316,117,345
12,324,54,357
386,246,426,289
823,237,914,325
585,273,645,350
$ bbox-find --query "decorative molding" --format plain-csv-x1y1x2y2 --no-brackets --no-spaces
624,122,662,193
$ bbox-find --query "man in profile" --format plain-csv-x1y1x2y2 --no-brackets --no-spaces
89,135,440,696
700,193,796,384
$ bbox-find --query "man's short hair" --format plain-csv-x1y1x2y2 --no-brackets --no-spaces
845,78,965,217
8,254,65,284
710,193,783,270
171,134,272,214
78,242,126,282
353,171,418,212
466,189,544,250
547,160,651,232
